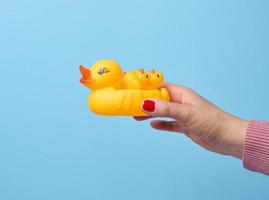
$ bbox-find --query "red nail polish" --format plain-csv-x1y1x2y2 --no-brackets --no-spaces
143,100,155,112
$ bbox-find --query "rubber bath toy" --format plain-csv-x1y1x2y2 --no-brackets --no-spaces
79,59,170,116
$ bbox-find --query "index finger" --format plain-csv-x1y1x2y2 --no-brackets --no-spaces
158,82,186,103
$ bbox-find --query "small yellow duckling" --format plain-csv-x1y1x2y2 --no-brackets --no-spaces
148,70,164,89
80,59,123,90
122,68,150,89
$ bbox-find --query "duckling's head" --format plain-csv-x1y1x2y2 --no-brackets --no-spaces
148,70,164,88
80,59,123,90
136,68,150,88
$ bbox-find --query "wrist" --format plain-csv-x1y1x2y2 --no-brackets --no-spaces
224,117,248,159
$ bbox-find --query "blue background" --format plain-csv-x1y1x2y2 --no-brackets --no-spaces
1,0,269,199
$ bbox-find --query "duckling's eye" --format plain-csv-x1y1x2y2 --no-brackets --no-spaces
157,74,160,78
98,68,104,75
146,75,149,78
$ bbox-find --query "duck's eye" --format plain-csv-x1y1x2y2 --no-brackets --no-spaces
146,75,149,78
157,74,160,78
98,67,110,75
103,67,111,73
98,68,104,75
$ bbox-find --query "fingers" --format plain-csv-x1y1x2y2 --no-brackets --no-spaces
133,116,153,121
159,82,188,103
142,99,192,120
150,120,192,136
159,82,186,91
150,120,180,132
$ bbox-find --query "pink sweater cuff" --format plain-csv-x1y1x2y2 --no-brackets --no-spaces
242,120,269,176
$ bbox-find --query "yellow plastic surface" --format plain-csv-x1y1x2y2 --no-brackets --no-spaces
79,59,170,116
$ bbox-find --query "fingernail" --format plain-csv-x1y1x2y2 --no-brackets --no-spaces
143,100,155,112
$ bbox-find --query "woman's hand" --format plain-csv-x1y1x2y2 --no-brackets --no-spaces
135,82,248,159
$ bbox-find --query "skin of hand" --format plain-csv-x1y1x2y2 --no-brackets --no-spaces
135,82,248,159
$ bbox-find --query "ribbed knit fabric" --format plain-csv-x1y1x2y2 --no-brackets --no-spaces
242,120,269,176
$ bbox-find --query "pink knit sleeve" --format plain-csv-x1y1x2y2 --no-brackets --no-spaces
242,120,269,176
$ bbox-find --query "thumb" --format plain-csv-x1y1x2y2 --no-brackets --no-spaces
142,99,191,120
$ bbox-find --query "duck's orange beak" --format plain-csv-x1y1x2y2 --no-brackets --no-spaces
79,65,95,87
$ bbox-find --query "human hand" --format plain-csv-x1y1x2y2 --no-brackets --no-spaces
135,82,248,159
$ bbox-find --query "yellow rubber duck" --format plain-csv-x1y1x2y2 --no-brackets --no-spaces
148,70,164,89
80,59,170,116
122,68,150,89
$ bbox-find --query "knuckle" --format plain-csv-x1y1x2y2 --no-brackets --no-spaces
184,87,193,93
166,104,173,117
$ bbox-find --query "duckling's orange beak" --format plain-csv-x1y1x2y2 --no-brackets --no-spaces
79,65,95,87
